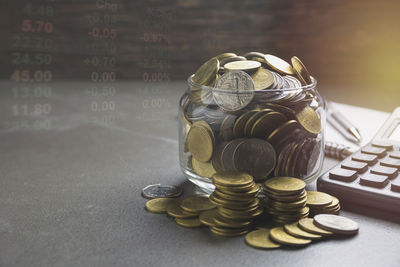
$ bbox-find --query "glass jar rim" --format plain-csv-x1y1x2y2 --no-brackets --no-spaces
187,74,317,94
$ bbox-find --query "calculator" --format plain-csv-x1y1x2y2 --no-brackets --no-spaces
317,107,400,216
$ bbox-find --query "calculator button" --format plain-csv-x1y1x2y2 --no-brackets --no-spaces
391,179,400,193
370,166,398,179
359,173,389,188
329,168,358,182
389,151,400,159
361,146,387,158
380,158,400,169
341,160,368,173
351,153,378,166
371,140,393,150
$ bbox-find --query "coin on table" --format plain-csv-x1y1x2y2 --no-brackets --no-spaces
264,177,306,194
215,52,237,61
192,57,220,85
298,218,333,236
187,121,214,162
250,111,287,139
175,217,203,228
141,184,182,199
295,105,321,135
269,227,311,246
181,196,216,213
313,214,359,235
284,222,322,240
199,209,218,227
263,54,295,75
224,60,261,72
251,68,274,90
213,70,255,112
234,139,276,179
291,56,312,85
167,202,199,219
245,228,281,249
212,172,254,187
210,227,249,237
192,157,216,178
145,198,178,214
306,191,333,207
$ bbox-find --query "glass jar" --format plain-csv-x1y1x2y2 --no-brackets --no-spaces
179,73,326,194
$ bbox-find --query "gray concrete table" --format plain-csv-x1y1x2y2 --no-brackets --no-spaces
0,82,399,267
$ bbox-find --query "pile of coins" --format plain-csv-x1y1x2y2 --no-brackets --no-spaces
262,177,309,224
245,214,359,249
145,196,216,228
306,191,341,217
208,172,262,236
182,52,323,182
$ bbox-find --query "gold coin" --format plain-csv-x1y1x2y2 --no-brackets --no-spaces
306,191,333,207
291,56,312,85
268,202,308,212
251,68,274,90
145,198,178,214
284,144,299,176
269,227,311,246
233,110,258,138
187,122,214,162
167,202,198,219
245,229,281,249
175,217,203,228
264,177,306,194
218,207,263,220
212,172,254,187
264,54,295,75
215,53,237,61
250,111,287,139
214,182,257,193
192,57,219,86
199,209,217,227
298,218,333,236
267,189,307,202
214,214,252,228
210,226,249,237
267,120,300,146
192,157,216,178
244,109,273,137
224,60,261,72
213,189,255,202
181,196,216,213
284,222,322,240
295,105,321,135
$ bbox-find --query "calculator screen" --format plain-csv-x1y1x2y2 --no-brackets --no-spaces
389,123,400,141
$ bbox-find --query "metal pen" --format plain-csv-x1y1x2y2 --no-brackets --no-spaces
327,102,362,144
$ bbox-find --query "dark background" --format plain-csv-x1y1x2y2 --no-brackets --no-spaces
1,0,400,111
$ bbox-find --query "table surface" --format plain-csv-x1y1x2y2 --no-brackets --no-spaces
0,81,399,267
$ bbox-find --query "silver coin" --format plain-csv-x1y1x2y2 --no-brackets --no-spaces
141,184,182,199
313,214,359,235
213,70,255,111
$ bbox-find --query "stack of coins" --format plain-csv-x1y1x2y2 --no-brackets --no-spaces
182,52,323,183
306,191,341,216
145,196,216,228
262,177,309,224
208,172,263,236
245,214,359,249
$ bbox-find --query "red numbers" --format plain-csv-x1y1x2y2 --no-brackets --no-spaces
22,20,53,33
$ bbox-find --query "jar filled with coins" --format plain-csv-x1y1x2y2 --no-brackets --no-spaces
179,52,326,193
